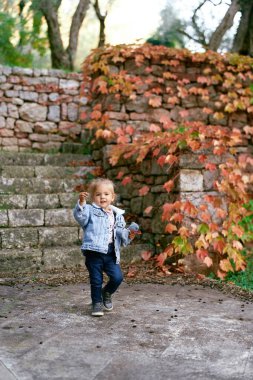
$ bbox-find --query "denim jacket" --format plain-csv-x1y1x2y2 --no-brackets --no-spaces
73,202,131,264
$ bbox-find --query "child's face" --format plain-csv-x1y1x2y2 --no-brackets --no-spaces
92,184,115,211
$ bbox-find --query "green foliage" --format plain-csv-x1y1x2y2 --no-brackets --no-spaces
225,251,253,290
239,200,253,243
0,11,32,66
147,5,185,48
0,1,47,67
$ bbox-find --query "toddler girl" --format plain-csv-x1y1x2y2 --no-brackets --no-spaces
73,178,139,317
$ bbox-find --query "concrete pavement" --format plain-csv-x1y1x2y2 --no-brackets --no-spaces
0,281,252,380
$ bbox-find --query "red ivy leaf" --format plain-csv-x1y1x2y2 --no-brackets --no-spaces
139,185,150,196
121,176,132,186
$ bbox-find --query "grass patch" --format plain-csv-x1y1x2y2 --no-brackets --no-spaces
225,251,253,291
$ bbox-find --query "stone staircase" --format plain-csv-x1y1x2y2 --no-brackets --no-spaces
0,151,149,276
0,151,97,275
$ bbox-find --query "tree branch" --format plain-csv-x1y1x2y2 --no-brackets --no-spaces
208,0,240,51
67,0,90,68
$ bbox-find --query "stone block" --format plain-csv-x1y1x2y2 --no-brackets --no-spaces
0,103,7,116
1,227,39,249
0,248,42,273
121,243,154,264
27,194,60,209
42,246,83,270
19,103,47,122
179,169,203,191
34,121,57,134
67,103,78,121
45,209,76,226
38,227,79,247
15,120,34,133
0,129,14,137
125,96,149,113
19,91,39,102
59,122,81,136
0,210,8,227
8,209,44,227
59,193,78,208
130,197,143,215
0,116,5,128
2,165,35,178
18,138,32,147
7,104,19,118
0,194,26,209
203,169,220,191
29,133,49,142
48,105,60,122
1,137,18,146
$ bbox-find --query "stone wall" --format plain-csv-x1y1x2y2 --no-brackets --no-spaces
83,47,253,252
0,66,87,152
1,48,252,255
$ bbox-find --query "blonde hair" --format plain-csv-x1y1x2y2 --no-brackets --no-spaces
88,178,115,202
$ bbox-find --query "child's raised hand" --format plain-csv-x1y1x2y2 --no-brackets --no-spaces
128,222,141,240
79,192,89,205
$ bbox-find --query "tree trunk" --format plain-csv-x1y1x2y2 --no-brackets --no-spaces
93,0,106,48
232,2,253,56
208,0,240,51
66,0,90,69
36,0,89,70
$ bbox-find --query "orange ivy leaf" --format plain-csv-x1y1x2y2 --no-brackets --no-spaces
212,238,226,254
141,250,152,261
179,110,189,118
170,213,184,223
217,269,226,280
205,162,217,171
125,125,135,135
196,249,208,261
165,223,177,233
139,185,150,196
231,225,244,238
117,135,129,144
213,112,225,120
90,110,102,120
156,252,167,267
126,266,137,278
219,259,234,273
149,96,162,108
144,206,153,215
203,107,213,114
149,124,161,132
203,256,213,268
167,96,179,105
163,180,174,193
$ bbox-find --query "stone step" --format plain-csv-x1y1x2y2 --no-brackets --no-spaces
0,208,77,228
0,246,84,273
0,244,151,274
0,151,92,167
0,165,96,179
0,226,81,249
0,193,78,209
0,177,85,194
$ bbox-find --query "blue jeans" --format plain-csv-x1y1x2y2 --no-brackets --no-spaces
84,243,123,304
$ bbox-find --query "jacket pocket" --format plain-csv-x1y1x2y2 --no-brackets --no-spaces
93,209,105,217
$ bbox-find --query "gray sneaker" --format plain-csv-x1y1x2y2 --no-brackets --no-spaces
91,302,104,317
102,290,113,311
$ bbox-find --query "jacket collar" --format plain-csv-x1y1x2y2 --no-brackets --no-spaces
92,203,125,215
